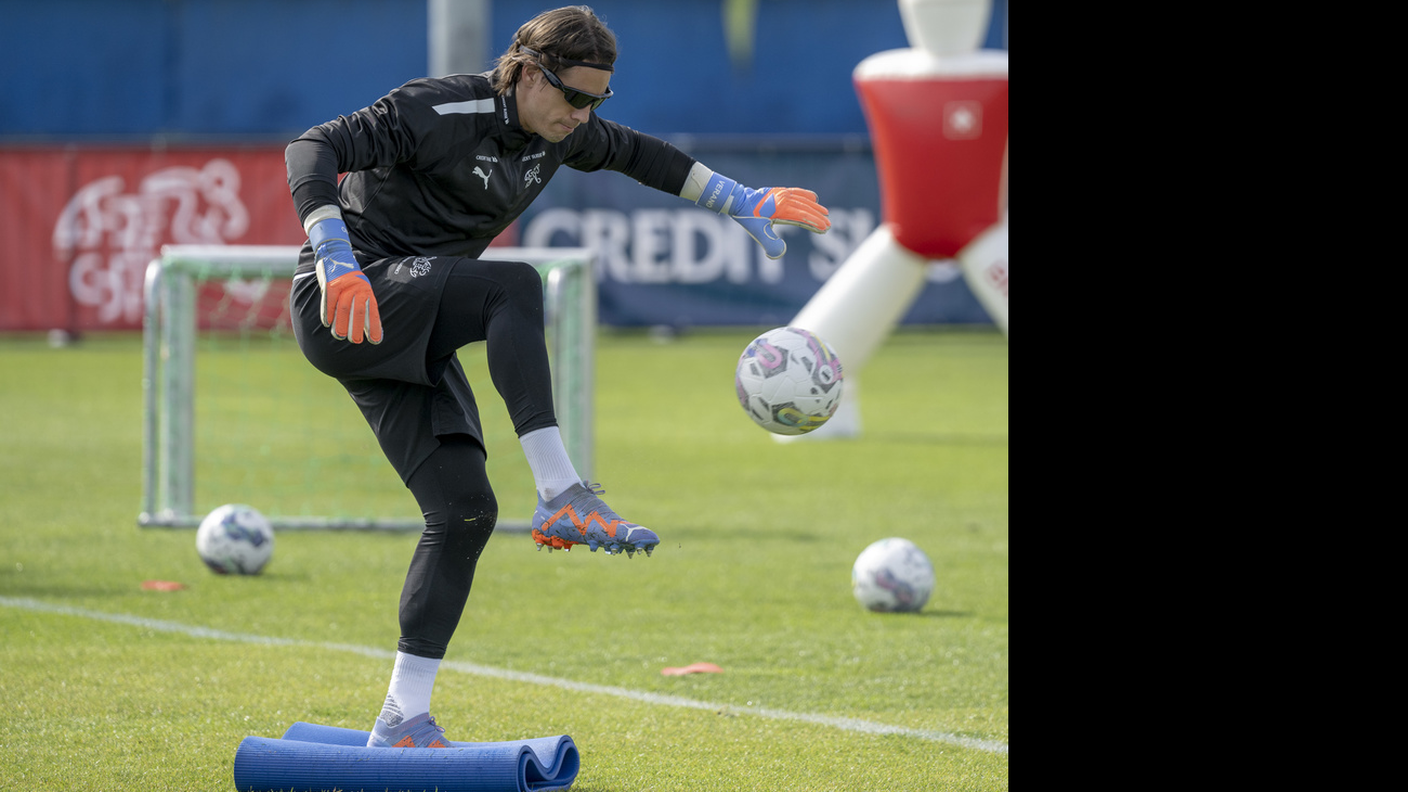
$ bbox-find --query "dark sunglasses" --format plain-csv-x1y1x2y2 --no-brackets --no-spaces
521,46,613,111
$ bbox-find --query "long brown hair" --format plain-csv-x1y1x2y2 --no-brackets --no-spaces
491,6,617,94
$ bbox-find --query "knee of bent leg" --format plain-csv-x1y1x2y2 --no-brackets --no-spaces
449,485,499,543
496,260,544,303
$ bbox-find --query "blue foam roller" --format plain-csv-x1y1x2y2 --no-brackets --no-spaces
232,721,579,792
282,721,579,785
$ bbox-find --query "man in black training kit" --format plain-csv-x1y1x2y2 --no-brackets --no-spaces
285,5,831,748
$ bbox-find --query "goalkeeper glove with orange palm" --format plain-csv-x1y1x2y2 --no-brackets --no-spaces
308,212,383,344
695,172,831,259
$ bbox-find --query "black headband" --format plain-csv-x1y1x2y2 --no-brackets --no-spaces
520,45,614,73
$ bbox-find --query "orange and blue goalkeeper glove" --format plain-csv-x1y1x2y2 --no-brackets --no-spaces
308,216,383,344
695,173,831,259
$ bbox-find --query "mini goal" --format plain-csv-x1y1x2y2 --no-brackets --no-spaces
139,244,596,532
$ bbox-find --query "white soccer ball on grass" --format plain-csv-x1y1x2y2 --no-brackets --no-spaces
196,503,275,575
852,537,935,613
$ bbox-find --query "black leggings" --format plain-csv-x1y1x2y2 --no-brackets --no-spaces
394,259,553,659
427,258,557,436
398,434,497,659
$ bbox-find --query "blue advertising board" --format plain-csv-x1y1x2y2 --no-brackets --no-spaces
1,0,1004,138
519,145,992,327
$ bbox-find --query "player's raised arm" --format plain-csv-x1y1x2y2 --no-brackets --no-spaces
573,118,829,259
683,163,831,259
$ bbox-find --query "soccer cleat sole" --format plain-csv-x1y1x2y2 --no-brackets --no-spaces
532,528,655,557
533,530,576,552
392,735,448,749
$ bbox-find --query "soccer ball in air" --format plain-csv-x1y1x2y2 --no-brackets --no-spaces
852,538,935,613
196,504,275,575
735,327,844,435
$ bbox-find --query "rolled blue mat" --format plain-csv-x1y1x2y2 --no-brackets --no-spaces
232,721,578,792
282,721,579,783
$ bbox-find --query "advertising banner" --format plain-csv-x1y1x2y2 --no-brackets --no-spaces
0,146,304,332
0,145,991,332
517,147,991,328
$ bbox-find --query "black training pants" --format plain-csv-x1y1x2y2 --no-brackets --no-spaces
293,254,558,658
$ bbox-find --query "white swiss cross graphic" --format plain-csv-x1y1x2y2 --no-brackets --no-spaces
943,101,983,140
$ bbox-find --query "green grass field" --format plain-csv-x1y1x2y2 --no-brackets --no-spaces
0,327,1008,791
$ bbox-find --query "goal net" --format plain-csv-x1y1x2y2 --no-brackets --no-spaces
139,244,596,532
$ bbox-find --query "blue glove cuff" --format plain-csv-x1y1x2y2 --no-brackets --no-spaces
308,218,356,262
695,172,739,214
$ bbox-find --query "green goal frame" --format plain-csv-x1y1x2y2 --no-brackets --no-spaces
139,244,597,532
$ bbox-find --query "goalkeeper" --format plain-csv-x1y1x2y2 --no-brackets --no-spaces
284,4,830,749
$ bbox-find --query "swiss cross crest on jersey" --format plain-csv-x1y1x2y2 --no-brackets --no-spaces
387,256,435,284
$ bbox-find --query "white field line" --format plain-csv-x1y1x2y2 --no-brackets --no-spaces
2,596,1008,754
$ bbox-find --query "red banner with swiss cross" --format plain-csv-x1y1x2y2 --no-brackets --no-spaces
0,146,304,332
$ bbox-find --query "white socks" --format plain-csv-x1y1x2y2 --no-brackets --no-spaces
519,426,582,501
377,651,441,727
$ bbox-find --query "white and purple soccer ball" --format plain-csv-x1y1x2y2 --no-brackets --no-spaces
735,327,844,435
852,538,935,613
196,503,275,575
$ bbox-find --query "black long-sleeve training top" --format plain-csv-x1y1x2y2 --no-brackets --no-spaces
286,70,696,270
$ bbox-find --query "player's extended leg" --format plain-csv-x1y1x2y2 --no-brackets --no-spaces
367,434,497,748
427,258,659,556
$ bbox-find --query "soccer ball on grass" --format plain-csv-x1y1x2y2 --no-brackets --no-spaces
735,327,844,435
852,537,935,613
196,503,275,575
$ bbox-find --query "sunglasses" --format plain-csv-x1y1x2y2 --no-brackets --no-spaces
521,46,613,111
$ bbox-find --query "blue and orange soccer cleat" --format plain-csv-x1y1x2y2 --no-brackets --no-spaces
367,712,449,749
531,482,659,557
